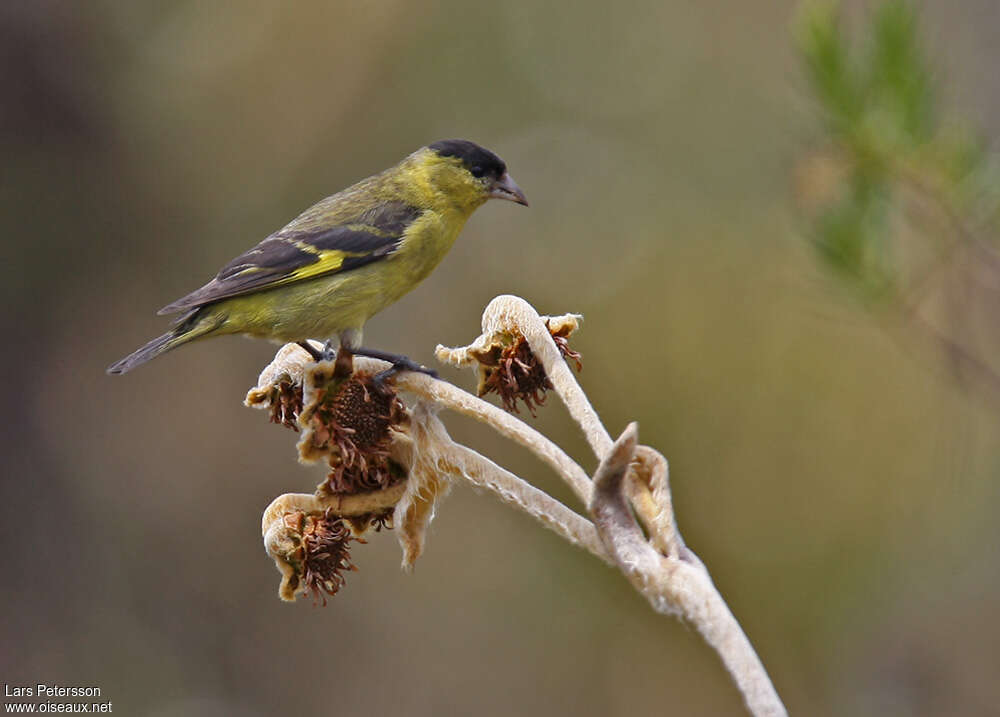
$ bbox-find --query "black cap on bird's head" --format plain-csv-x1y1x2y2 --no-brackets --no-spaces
429,139,506,178
428,139,529,206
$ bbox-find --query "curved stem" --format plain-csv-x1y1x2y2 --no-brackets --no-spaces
395,371,594,506
591,425,786,717
409,405,610,563
479,295,613,458
260,483,407,537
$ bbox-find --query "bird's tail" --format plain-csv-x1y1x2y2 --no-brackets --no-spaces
107,311,221,375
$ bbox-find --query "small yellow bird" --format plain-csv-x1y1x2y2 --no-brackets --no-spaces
108,139,528,377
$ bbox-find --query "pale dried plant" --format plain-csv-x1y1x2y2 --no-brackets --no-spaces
247,294,787,717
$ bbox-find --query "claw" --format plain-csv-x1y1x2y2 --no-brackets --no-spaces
373,360,437,387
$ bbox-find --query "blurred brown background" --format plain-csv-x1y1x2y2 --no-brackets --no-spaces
3,1,999,715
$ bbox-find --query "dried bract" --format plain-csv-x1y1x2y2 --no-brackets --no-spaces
551,324,583,372
270,379,304,430
245,342,319,412
393,402,456,568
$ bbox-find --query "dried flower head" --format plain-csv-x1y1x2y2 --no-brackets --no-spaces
436,304,583,416
261,485,407,602
245,342,319,413
300,509,358,605
251,346,416,599
479,333,549,414
306,372,409,495
460,320,582,415
263,502,401,605
269,509,358,606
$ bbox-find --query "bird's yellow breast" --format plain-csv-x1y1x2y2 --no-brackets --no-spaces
391,207,466,283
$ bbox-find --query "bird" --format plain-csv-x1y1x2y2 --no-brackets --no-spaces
107,139,528,378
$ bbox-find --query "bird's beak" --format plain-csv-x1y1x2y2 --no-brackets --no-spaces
489,173,529,206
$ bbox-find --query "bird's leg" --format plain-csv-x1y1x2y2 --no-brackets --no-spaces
348,347,439,382
297,340,355,377
296,340,344,363
333,346,354,378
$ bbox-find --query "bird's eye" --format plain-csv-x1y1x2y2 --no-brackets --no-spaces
470,165,486,178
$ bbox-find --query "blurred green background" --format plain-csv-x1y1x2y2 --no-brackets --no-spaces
3,1,1000,715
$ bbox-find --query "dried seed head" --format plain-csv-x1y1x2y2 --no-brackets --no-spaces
331,376,399,448
261,488,406,602
273,508,396,605
264,509,357,604
309,373,409,495
478,335,550,415
247,344,413,496
474,321,583,416
299,509,359,606
435,305,583,416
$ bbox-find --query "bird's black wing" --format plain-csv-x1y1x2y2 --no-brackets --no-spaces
158,201,421,315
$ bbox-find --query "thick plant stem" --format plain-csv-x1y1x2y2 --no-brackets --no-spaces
407,403,610,562
590,425,786,717
395,371,594,505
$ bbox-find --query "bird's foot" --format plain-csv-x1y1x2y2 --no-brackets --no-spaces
372,362,437,386
298,340,356,378
297,340,342,363
348,346,438,384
